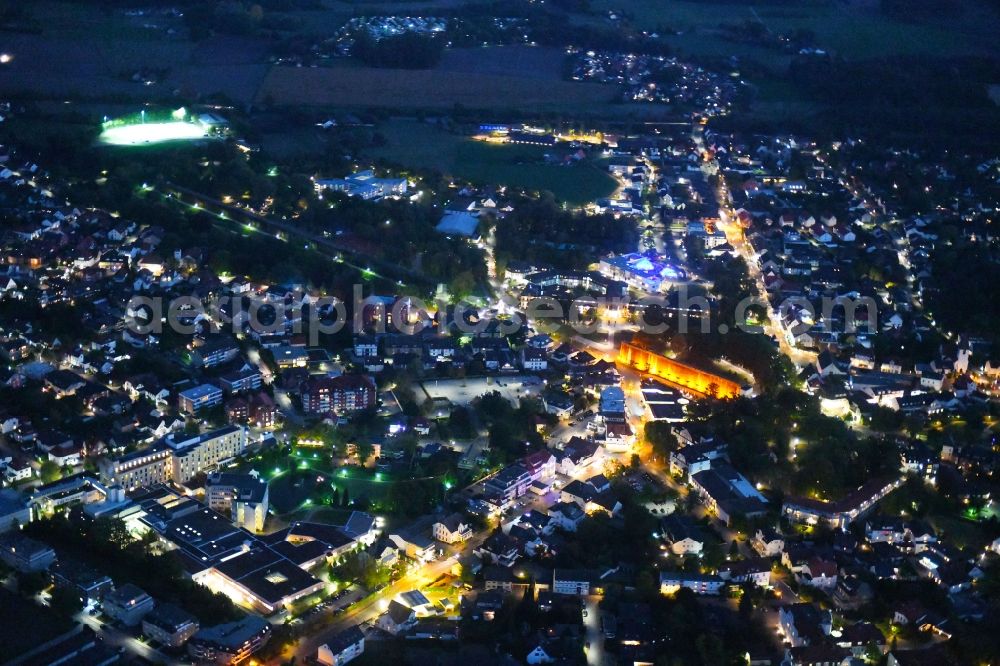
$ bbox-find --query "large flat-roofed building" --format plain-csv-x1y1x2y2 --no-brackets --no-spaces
301,375,376,416
207,546,325,614
0,533,56,571
11,625,118,666
178,383,224,414
522,269,628,299
0,489,32,533
188,616,271,665
52,559,114,601
143,602,200,648
167,426,247,484
329,511,379,547
100,427,247,490
690,463,768,526
99,445,172,491
133,487,368,614
782,477,904,529
262,521,360,569
314,169,407,201
485,464,532,502
206,472,269,533
153,501,324,614
29,473,111,515
617,342,742,399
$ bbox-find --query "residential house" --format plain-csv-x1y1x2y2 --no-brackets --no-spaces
720,558,772,588
142,603,199,648
660,514,705,556
778,603,833,647
553,569,604,596
432,514,472,544
103,583,155,626
659,571,725,596
378,600,417,635
187,617,271,665
476,532,520,568
795,557,839,591
547,501,585,532
752,527,785,557
317,625,365,666
560,475,622,517
485,464,533,502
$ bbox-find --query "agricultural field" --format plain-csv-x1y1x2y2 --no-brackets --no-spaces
589,0,996,59
436,46,568,81
0,3,269,103
366,118,618,204
255,59,615,111
255,45,681,120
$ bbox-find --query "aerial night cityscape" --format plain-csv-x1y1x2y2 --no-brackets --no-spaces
0,1,997,665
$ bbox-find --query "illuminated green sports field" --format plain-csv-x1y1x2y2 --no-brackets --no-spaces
98,121,209,146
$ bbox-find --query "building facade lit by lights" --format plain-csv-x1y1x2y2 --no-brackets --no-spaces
617,343,740,399
99,426,248,491
599,253,687,292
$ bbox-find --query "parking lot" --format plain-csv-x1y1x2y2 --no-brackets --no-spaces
420,375,545,408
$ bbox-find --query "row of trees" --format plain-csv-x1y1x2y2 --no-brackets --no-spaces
681,388,900,500
495,194,639,270
474,391,548,464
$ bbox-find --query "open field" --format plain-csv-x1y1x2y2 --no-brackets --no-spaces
589,0,996,59
367,119,618,204
256,61,614,110
368,118,467,173
0,3,269,103
257,46,672,119
0,5,268,104
452,142,619,204
437,46,568,81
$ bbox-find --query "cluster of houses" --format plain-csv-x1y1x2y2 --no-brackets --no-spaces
570,50,741,115
477,439,608,517
0,144,432,500
648,412,996,663
653,504,992,665
714,131,1000,423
